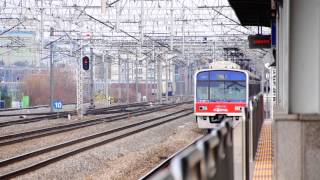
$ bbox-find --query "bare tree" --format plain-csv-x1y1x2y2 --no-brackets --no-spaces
22,67,76,106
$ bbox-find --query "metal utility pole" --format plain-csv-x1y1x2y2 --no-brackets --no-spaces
39,0,44,70
103,52,110,107
182,7,188,98
49,27,54,112
131,58,135,101
76,36,84,117
101,0,106,14
171,60,176,103
145,57,148,102
140,0,146,102
213,42,216,61
170,0,174,51
135,49,139,102
187,50,191,95
126,55,130,104
165,58,169,103
118,50,121,103
115,0,120,31
89,47,94,108
139,0,144,57
157,58,162,104
152,42,155,102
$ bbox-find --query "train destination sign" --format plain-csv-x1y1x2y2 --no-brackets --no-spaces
248,35,271,49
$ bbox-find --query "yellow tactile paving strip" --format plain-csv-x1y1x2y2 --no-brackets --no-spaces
253,121,273,180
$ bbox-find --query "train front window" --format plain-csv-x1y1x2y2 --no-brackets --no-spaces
209,81,246,102
197,81,209,100
224,81,246,102
209,70,246,102
197,70,247,102
196,71,209,101
210,82,224,101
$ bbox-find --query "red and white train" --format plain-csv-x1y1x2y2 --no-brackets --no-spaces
194,61,260,129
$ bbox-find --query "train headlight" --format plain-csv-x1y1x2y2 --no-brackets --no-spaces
199,106,208,111
235,106,242,111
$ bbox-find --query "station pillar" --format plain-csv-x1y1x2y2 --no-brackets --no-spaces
274,0,320,179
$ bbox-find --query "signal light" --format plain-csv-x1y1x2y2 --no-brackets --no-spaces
82,56,89,70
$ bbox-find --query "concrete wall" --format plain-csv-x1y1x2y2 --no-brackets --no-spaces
288,0,320,113
276,0,289,113
274,114,320,180
274,0,320,179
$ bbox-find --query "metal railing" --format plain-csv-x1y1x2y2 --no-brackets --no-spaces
249,94,264,160
148,121,234,180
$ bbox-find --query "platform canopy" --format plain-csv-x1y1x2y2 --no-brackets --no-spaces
228,0,271,27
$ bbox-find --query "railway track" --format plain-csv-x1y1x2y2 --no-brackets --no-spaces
0,102,191,146
0,102,148,127
0,111,76,127
0,105,49,112
140,135,204,180
0,109,193,179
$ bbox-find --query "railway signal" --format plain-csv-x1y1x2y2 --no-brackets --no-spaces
82,56,89,70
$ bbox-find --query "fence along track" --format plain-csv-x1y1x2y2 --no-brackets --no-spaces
0,103,189,146
0,109,193,179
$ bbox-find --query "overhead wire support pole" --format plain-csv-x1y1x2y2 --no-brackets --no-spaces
103,52,110,107
39,0,44,70
165,57,169,103
140,0,144,58
187,50,191,95
157,57,162,104
118,49,121,103
145,55,149,102
77,33,84,117
182,6,187,97
126,54,130,104
170,0,174,51
49,27,54,112
115,0,120,31
213,41,216,61
135,48,139,102
151,42,155,102
170,59,175,103
89,47,94,108
140,0,145,102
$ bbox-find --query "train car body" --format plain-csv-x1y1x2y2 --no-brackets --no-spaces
194,61,260,129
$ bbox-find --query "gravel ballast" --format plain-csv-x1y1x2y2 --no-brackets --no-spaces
11,113,203,180
0,105,190,159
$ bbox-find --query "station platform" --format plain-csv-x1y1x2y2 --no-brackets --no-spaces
252,120,273,180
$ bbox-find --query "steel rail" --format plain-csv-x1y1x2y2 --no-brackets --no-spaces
0,102,148,127
0,105,48,112
0,102,147,117
0,111,73,117
0,103,189,146
0,102,126,112
0,110,193,179
0,109,191,167
0,112,75,127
